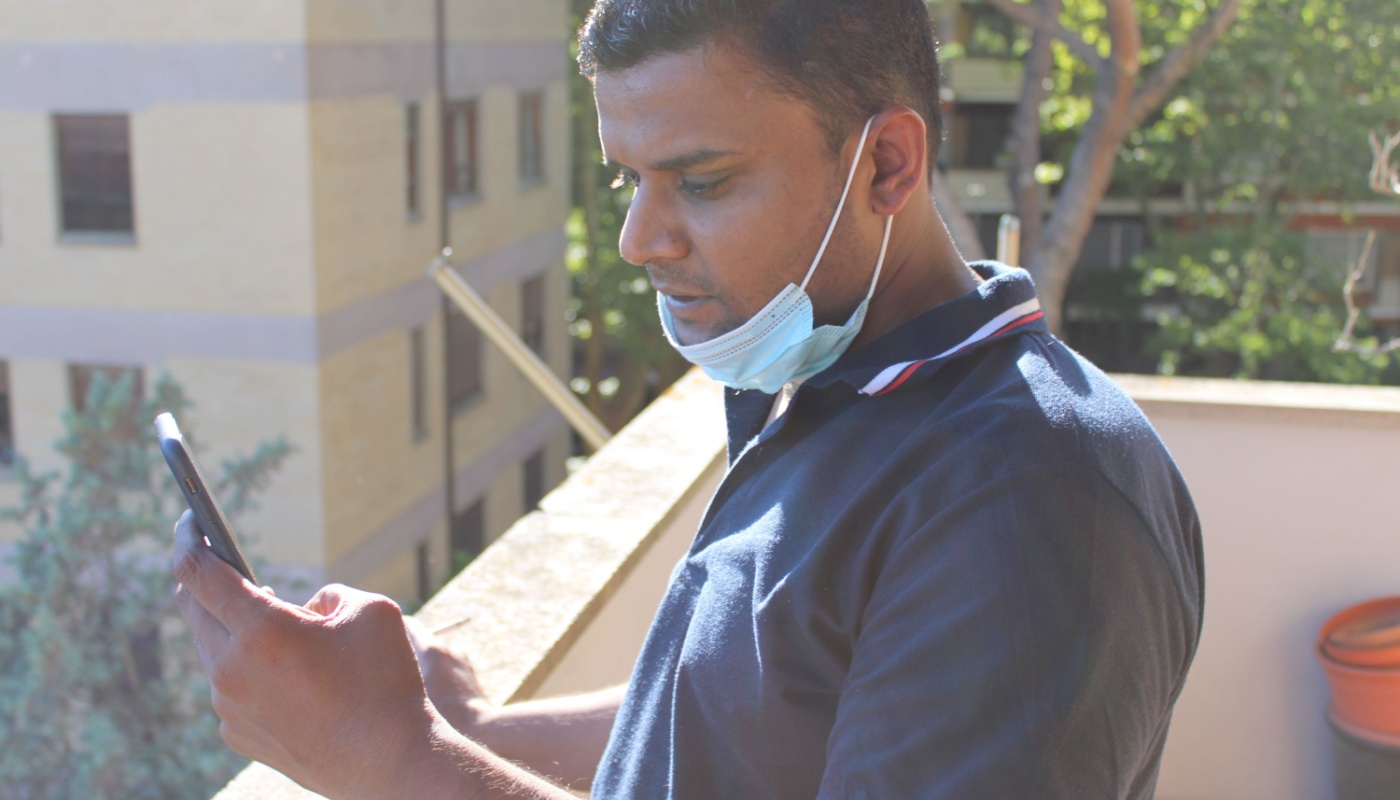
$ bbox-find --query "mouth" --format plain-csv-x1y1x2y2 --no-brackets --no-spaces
652,282,713,318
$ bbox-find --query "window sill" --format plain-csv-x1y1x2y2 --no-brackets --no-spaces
407,210,425,224
448,192,483,210
450,392,487,418
57,231,137,247
517,176,547,192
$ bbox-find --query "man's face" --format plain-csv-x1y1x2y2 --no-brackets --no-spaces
594,45,872,346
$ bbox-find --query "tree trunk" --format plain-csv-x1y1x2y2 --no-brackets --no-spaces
1007,0,1062,259
1026,0,1140,333
981,0,1243,333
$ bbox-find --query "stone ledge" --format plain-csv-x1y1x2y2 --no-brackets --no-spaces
1113,373,1400,428
213,369,726,800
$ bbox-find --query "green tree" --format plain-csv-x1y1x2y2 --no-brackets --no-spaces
0,372,292,799
1123,0,1400,382
567,0,691,433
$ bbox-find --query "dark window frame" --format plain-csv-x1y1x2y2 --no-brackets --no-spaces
410,326,430,442
521,274,546,357
54,113,136,240
523,449,546,513
518,92,545,184
406,103,422,218
446,306,484,412
0,361,14,469
450,499,486,572
444,99,480,202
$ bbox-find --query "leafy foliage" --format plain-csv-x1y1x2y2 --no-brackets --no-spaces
1052,0,1400,382
566,0,690,431
0,372,292,799
1136,220,1400,383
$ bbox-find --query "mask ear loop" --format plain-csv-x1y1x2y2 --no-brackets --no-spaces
800,115,879,292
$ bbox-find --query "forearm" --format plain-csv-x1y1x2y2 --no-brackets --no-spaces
442,685,626,790
387,716,581,800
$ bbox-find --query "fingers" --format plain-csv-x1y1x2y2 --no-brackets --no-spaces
173,510,275,636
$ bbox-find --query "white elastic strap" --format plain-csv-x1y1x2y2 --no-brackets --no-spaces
800,116,878,291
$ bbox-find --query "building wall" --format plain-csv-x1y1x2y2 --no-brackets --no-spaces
0,1,574,606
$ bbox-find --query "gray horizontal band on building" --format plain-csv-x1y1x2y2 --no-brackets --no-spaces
326,405,566,586
0,227,565,363
0,40,565,110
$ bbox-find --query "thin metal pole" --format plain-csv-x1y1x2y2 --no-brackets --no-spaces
429,249,613,452
434,0,458,546
997,213,1021,267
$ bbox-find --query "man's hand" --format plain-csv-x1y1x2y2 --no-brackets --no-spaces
403,611,626,791
404,615,492,736
172,511,442,799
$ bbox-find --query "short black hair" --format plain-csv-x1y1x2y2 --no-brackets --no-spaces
578,0,943,165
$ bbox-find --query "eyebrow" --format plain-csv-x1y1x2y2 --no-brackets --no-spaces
605,148,741,174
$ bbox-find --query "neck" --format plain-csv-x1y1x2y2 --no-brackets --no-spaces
849,190,981,352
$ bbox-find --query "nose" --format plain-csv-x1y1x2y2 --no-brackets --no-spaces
617,183,688,267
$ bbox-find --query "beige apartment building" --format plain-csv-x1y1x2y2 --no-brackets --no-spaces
0,1,574,604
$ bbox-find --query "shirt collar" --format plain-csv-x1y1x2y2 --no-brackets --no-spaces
804,261,1048,395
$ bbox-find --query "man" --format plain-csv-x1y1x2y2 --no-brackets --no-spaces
173,0,1203,797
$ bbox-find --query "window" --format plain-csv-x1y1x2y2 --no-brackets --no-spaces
0,362,13,468
1078,218,1147,272
521,275,546,357
1308,229,1382,293
945,104,1014,170
55,114,134,235
450,499,485,571
68,364,145,477
444,100,479,199
955,5,1019,59
69,364,145,443
446,307,483,410
417,541,434,603
523,449,546,513
405,103,421,216
410,327,429,442
518,92,545,183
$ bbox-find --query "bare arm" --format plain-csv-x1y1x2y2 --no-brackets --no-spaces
171,512,581,800
406,625,624,791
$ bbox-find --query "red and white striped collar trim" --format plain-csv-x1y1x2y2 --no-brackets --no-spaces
857,297,1045,396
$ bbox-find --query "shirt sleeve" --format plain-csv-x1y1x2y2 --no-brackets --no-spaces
816,462,1201,800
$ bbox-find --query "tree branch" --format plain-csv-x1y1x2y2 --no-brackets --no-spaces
1370,130,1400,198
1335,132,1400,356
1027,0,1140,331
1123,0,1243,132
1007,0,1062,258
1333,230,1400,355
982,0,1105,71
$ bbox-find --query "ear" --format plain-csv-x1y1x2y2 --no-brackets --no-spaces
866,106,927,217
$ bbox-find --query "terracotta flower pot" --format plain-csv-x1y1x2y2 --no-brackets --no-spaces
1320,597,1400,669
1319,609,1400,739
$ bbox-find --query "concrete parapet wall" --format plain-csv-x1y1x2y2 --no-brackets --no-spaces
213,368,727,799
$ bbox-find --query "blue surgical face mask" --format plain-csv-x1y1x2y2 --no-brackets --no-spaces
658,116,893,394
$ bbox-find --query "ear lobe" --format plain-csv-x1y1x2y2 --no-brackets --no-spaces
868,107,927,217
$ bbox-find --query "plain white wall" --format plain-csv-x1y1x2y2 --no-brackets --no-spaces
1134,380,1400,800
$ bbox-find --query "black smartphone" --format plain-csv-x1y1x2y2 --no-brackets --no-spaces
155,413,258,584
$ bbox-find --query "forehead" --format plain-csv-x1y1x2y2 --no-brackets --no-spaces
593,45,825,167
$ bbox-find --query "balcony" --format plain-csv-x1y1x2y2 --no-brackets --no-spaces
215,368,1400,800
945,56,1025,104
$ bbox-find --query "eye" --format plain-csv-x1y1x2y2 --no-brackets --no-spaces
679,176,729,198
611,170,639,190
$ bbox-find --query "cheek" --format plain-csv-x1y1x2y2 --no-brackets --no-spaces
690,186,816,308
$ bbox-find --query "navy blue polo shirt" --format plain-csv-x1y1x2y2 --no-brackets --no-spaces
594,264,1204,799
